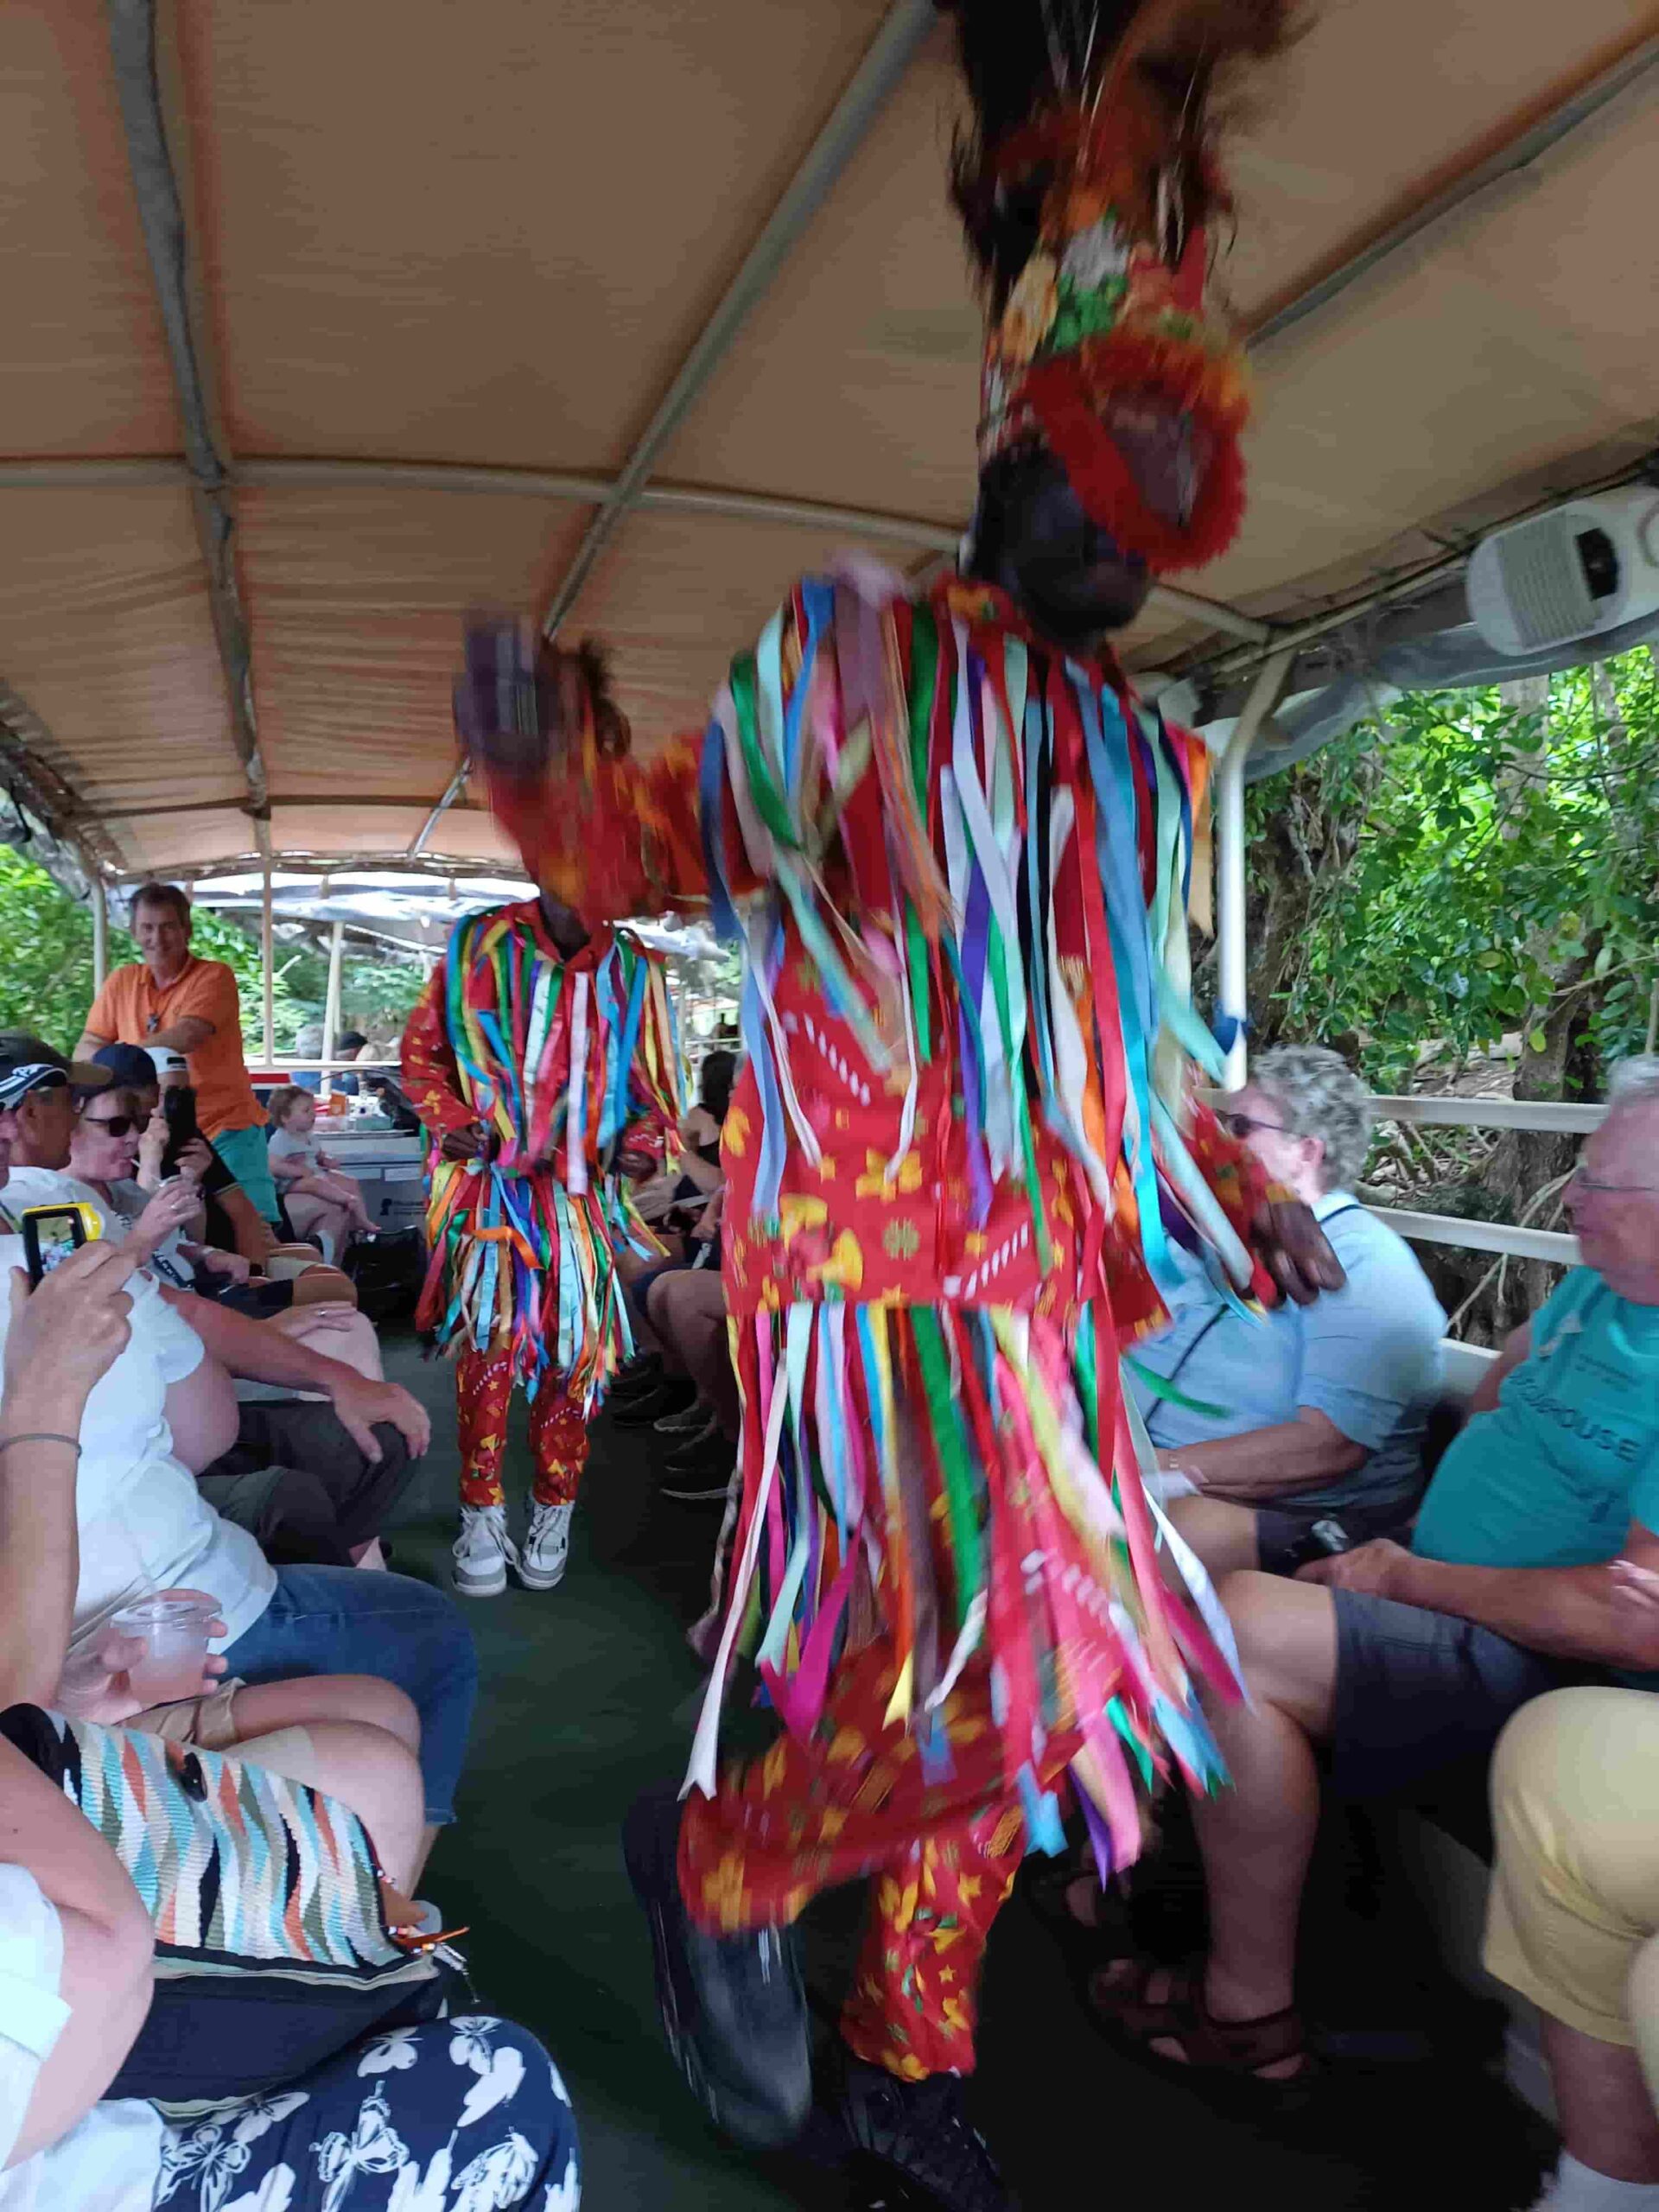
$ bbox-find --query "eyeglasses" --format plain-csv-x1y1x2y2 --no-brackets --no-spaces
1217,1109,1290,1141
1570,1168,1659,1196
78,1112,137,1137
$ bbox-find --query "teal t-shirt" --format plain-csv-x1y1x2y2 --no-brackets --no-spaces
1414,1268,1659,1568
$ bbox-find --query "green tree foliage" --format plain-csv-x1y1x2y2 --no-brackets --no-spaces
1245,646,1659,1092
0,844,117,1046
0,844,423,1058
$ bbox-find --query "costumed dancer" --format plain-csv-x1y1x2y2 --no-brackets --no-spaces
401,635,680,1599
465,3,1333,2198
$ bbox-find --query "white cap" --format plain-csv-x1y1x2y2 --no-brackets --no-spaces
146,1046,188,1077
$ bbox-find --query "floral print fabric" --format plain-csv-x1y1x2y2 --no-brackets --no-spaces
154,2018,579,2212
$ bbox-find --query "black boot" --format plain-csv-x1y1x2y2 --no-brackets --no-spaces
836,2056,1018,2212
622,1787,811,2150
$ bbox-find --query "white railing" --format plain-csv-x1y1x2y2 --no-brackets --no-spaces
1371,1207,1578,1265
1370,1093,1603,1136
1364,1094,1589,1264
1205,1085,1591,1264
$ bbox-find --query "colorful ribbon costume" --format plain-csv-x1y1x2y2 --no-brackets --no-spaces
462,0,1300,2088
402,899,679,1508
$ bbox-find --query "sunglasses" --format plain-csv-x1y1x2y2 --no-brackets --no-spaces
1217,1109,1290,1141
79,1112,138,1137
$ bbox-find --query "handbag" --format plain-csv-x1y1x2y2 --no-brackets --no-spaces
0,1705,462,2115
340,1225,425,1323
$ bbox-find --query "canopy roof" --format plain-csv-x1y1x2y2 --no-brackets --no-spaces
3,0,1655,887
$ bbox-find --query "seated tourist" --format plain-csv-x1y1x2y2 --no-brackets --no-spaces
92,1041,357,1300
66,1071,383,1376
266,1084,376,1260
1486,1688,1659,2212
1130,1045,1446,1579
0,1737,581,2212
67,1076,245,1296
639,1206,738,1501
162,1294,418,1575
0,1241,580,2211
332,1028,368,1096
7,1039,418,1570
0,1234,422,1847
1087,1056,1659,2095
289,1018,326,1094
0,1040,478,1867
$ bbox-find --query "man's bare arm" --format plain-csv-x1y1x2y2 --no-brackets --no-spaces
156,1288,430,1460
72,1031,112,1061
1157,1407,1367,1503
143,1015,213,1053
1303,1517,1659,1674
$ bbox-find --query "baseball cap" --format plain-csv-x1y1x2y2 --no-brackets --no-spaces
0,1032,112,1111
92,1042,162,1089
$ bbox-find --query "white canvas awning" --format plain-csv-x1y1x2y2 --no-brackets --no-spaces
1,1,1654,884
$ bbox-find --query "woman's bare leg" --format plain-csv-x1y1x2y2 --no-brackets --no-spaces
228,1672,420,1758
232,1719,424,1891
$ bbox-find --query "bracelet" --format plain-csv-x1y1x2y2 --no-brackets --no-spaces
0,1433,81,1458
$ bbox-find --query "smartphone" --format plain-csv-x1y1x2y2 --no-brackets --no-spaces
22,1203,102,1287
161,1084,201,1177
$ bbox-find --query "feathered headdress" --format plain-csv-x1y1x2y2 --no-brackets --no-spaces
949,0,1299,573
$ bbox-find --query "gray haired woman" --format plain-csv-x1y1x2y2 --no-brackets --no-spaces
1129,1043,1449,1582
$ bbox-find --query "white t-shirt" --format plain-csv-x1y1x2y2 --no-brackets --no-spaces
0,1866,163,2212
265,1127,316,1175
0,1174,275,1653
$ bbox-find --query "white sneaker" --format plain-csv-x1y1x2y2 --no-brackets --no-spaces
452,1504,518,1597
518,1502,574,1592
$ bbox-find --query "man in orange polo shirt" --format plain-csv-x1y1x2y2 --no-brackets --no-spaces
75,881,281,1225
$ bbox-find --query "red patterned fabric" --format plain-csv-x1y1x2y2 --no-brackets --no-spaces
680,1640,1079,2079
454,1347,589,1510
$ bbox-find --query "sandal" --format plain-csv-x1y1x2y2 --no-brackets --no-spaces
1084,1955,1317,2107
1023,1848,1121,1938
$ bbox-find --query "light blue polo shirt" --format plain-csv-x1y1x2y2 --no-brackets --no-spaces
1128,1191,1447,1521
1414,1268,1659,1568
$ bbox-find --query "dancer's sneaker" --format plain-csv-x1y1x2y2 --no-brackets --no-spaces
836,2058,1018,2212
452,1504,518,1598
623,1786,811,2151
518,1501,574,1591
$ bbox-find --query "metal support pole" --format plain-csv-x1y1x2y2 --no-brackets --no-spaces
87,858,109,992
321,918,345,1098
1215,649,1294,1090
260,867,275,1067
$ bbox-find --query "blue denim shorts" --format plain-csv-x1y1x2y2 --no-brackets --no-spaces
1329,1587,1586,1802
222,1565,478,1824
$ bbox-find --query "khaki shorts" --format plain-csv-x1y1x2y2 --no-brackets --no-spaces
126,1677,245,1752
1485,1685,1659,2076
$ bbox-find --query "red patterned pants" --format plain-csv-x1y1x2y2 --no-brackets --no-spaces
679,1641,1077,2081
454,1348,589,1510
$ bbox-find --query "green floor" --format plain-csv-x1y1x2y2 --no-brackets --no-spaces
379,1334,1553,2211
